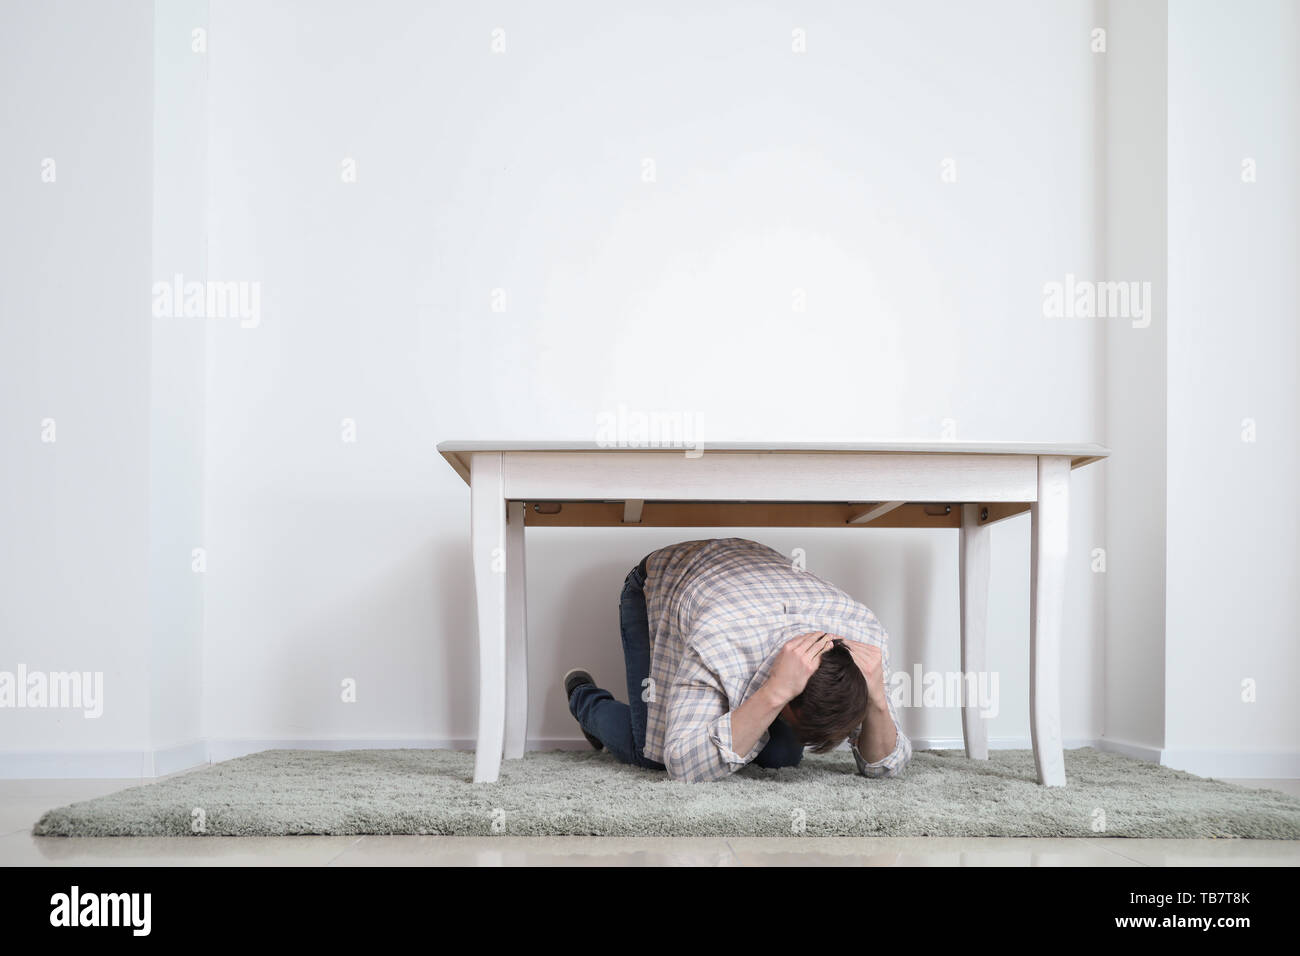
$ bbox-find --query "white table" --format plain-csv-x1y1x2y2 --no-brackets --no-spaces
438,441,1109,785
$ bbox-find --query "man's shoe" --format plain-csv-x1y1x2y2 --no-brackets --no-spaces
562,668,605,751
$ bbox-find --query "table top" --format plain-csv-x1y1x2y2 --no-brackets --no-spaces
438,440,1110,482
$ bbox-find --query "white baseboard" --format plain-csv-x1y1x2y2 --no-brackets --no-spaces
4,735,1296,780
905,736,1101,752
1159,748,1300,780
0,750,154,780
1094,737,1300,778
148,739,210,778
1093,736,1164,764
0,739,211,780
205,737,477,763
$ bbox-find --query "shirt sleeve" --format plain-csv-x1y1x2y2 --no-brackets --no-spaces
849,636,913,778
662,649,768,783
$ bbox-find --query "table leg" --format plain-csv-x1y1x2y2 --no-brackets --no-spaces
960,503,990,760
1030,456,1071,786
503,500,529,760
471,453,507,783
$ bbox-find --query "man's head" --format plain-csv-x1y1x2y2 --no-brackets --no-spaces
782,639,869,752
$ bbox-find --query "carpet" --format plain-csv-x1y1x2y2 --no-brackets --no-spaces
32,747,1300,838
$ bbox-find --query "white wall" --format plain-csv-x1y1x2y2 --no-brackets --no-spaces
17,2,1292,779
1165,0,1300,773
0,0,156,762
200,0,1105,750
1102,0,1167,755
149,0,209,766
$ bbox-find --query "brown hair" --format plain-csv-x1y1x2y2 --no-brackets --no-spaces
788,640,869,753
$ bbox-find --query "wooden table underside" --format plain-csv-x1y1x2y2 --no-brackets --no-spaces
521,500,1031,528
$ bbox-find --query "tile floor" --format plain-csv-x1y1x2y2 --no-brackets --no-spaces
3,774,1297,866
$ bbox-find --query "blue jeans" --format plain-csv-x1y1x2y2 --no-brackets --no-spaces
567,556,804,772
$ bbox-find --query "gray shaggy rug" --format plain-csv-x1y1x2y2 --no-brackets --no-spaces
32,747,1300,839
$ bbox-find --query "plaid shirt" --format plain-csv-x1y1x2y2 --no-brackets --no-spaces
642,537,913,782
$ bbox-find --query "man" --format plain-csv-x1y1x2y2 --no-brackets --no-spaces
565,537,912,782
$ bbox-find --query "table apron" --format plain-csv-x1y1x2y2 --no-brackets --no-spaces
497,452,1041,502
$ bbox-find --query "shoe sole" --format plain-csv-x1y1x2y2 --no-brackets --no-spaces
562,669,605,751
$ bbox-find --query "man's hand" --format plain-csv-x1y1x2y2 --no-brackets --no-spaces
766,631,834,705
729,633,833,763
844,641,883,696
844,640,897,762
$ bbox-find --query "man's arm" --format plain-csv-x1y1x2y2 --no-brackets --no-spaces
726,682,787,762
845,639,913,777
661,653,766,783
664,633,834,782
